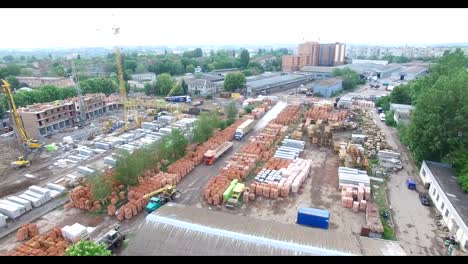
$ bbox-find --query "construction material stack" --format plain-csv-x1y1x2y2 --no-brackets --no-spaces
341,183,371,212
338,167,370,189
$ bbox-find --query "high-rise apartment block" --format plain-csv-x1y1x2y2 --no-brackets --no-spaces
282,41,346,72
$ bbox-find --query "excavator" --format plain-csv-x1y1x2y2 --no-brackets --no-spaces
143,185,180,213
1,79,42,168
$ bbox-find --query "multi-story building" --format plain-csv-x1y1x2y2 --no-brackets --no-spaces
318,43,346,66
298,41,320,67
282,55,301,72
17,100,76,138
15,77,75,88
16,94,120,139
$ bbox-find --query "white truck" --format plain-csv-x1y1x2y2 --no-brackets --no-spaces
235,119,255,140
203,141,234,165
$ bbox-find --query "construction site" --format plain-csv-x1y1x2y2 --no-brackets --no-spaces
0,65,416,255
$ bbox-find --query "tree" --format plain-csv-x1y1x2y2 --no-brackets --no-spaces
223,72,246,92
168,82,184,96
169,128,188,159
3,55,14,62
5,76,20,89
65,241,112,256
79,77,118,95
186,64,195,73
144,82,155,96
87,172,112,202
240,49,250,68
225,101,237,122
192,112,221,144
181,79,188,95
243,105,254,114
375,95,391,111
406,69,468,163
332,67,362,90
385,111,397,127
390,84,412,105
156,73,175,96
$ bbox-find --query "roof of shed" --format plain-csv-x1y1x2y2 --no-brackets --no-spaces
123,203,406,256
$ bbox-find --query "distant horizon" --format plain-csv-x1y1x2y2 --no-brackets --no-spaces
1,8,467,50
2,42,468,52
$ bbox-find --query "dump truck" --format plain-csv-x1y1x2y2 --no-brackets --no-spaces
165,95,192,103
203,141,233,165
234,119,255,140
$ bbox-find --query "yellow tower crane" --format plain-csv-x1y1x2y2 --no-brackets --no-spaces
112,25,130,132
1,79,42,168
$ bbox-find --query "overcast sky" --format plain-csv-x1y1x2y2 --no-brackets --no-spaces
1,8,467,49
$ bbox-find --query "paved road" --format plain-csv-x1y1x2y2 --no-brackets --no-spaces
370,110,444,255
176,101,287,206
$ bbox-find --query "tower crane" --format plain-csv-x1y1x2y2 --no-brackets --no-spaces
1,79,42,168
70,58,88,128
112,25,130,132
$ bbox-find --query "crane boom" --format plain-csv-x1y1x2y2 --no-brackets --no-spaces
1,79,29,143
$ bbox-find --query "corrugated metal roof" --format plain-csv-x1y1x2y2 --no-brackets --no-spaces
247,74,307,90
123,203,406,256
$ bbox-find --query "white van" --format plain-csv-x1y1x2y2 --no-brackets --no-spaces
379,113,386,121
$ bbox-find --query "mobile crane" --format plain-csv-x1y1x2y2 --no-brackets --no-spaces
143,185,180,213
1,79,42,168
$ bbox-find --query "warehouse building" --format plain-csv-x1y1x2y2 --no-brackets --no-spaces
123,203,406,256
390,104,414,125
246,74,311,96
299,66,335,79
394,65,428,81
419,161,468,252
312,77,343,98
186,79,218,95
15,77,75,88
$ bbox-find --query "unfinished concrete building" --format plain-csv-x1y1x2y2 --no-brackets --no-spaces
17,94,120,138
17,100,76,138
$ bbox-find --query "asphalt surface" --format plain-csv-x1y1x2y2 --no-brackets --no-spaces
176,101,287,206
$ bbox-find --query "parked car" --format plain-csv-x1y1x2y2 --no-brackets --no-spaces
379,113,386,121
419,192,431,206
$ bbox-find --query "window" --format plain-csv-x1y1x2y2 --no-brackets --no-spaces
436,194,440,202
422,168,426,177
445,209,449,218
441,202,445,211
433,188,436,196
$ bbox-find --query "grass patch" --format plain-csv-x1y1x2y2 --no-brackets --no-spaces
246,162,264,182
372,181,396,240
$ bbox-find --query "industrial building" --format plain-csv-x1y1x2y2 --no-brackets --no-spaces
15,77,75,88
312,77,343,98
299,66,335,79
16,94,120,139
394,65,428,81
419,161,468,252
131,73,156,82
337,93,363,108
246,74,311,96
352,59,389,65
123,203,406,256
390,104,414,124
186,79,218,95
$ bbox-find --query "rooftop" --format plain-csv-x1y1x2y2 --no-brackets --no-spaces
300,66,335,73
425,161,468,226
402,66,428,75
123,203,406,256
186,79,214,86
390,103,414,111
316,77,343,87
247,74,307,90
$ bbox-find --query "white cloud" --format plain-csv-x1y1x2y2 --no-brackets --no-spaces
0,8,467,49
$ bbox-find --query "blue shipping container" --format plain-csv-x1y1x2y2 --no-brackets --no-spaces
297,207,330,230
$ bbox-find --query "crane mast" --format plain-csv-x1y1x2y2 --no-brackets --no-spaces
70,59,88,127
2,80,29,144
113,25,129,131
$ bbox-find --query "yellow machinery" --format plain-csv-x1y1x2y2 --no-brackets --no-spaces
142,185,177,200
2,80,42,168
